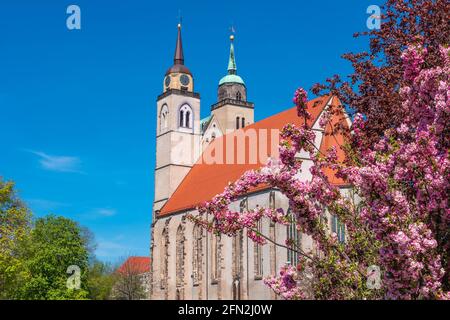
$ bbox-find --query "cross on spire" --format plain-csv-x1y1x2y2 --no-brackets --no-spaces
229,23,236,35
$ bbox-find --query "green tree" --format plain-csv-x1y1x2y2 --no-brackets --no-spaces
86,259,117,300
0,178,31,299
17,215,90,299
0,177,119,300
111,257,147,300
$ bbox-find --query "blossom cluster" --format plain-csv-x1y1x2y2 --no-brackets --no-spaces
263,265,306,300
341,45,449,299
293,87,309,119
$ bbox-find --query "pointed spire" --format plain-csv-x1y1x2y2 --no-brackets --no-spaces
166,22,191,76
227,35,237,75
218,34,244,86
174,23,184,65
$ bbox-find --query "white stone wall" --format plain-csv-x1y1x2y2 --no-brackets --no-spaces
154,93,202,212
150,188,323,300
211,104,254,134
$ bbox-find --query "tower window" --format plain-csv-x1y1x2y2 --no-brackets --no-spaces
236,91,242,101
236,116,240,129
179,104,193,129
242,117,245,128
160,104,169,132
185,111,190,128
179,111,184,127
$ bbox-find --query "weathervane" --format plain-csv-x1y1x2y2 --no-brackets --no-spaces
178,9,183,27
229,23,236,40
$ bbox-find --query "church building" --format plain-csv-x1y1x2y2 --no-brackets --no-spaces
149,24,350,300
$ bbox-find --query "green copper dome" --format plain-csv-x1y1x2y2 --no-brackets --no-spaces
219,74,245,85
218,36,245,86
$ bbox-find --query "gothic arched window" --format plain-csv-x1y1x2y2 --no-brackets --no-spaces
179,110,184,127
192,225,203,286
176,225,185,290
269,191,275,209
232,231,243,280
241,117,245,128
179,104,193,129
236,91,242,101
331,215,346,243
185,111,191,128
211,233,221,283
236,116,240,129
232,199,247,281
269,191,277,277
160,104,169,132
286,209,302,266
160,226,169,289
254,217,263,279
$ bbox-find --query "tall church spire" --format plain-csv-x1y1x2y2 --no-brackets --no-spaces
219,34,244,86
165,23,192,78
174,23,184,65
213,32,254,134
227,35,237,75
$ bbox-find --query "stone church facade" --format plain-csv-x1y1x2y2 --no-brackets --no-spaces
149,24,351,300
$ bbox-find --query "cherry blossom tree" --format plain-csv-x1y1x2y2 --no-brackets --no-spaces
189,44,448,299
189,0,449,300
312,0,449,149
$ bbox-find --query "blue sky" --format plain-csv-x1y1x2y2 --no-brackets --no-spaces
0,0,381,263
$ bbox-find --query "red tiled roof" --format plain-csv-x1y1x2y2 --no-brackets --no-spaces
117,256,151,275
319,96,349,186
159,95,349,217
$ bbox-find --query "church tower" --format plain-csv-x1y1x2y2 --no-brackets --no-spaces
211,35,254,133
154,24,201,213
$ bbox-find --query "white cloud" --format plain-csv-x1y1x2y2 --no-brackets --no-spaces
96,241,123,258
97,240,126,250
76,207,118,220
95,240,129,260
95,238,148,263
27,150,83,173
96,208,117,217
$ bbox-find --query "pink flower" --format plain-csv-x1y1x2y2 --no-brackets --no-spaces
293,88,310,119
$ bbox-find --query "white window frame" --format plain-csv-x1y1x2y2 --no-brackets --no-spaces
179,104,193,129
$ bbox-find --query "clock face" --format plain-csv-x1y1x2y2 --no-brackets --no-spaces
165,76,171,87
180,74,190,86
